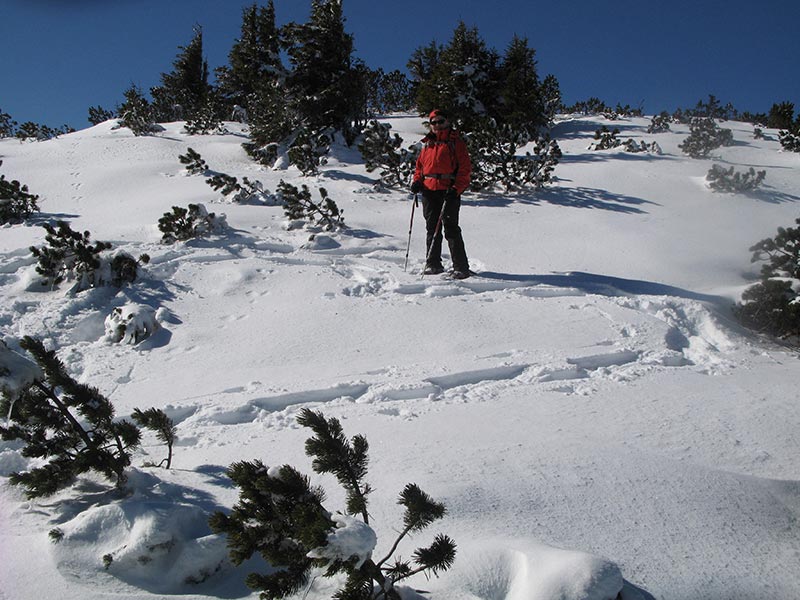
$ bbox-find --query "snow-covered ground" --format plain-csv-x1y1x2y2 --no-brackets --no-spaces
1,113,799,600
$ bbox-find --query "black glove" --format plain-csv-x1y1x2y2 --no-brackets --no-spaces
444,188,458,202
410,180,423,194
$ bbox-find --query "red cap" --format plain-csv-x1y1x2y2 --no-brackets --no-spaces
429,109,448,120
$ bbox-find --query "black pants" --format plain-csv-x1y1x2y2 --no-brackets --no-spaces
421,189,469,272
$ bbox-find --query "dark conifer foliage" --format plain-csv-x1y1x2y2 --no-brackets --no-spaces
0,159,40,224
209,408,456,600
131,408,177,469
0,337,141,498
151,26,212,122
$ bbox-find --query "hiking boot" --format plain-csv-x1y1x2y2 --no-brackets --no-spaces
424,264,445,275
450,270,471,280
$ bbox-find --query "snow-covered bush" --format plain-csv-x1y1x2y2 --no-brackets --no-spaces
358,120,419,188
0,159,40,224
158,203,228,243
778,128,800,152
117,85,161,136
623,139,662,154
706,164,766,192
104,304,160,345
588,126,620,150
209,408,456,600
647,112,671,133
183,97,225,135
734,217,800,342
468,119,561,191
287,127,331,176
679,117,734,158
0,336,142,498
205,173,270,204
29,221,149,292
277,181,344,231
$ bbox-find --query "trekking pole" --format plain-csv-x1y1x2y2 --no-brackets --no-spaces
403,194,418,272
421,198,448,279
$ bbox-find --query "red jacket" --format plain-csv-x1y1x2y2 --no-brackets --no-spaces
413,128,471,195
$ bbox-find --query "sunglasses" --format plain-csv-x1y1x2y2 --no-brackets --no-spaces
430,118,447,125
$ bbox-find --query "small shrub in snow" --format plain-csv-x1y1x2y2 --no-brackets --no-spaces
183,98,224,135
468,119,562,191
287,127,331,176
0,159,40,224
778,128,800,152
679,117,734,158
29,221,149,292
706,164,766,192
589,126,621,150
131,407,177,469
748,217,800,281
117,85,160,136
277,181,344,231
646,112,672,133
358,120,419,188
623,139,662,154
209,408,456,600
87,105,116,125
104,304,160,345
206,173,241,196
205,173,270,204
734,218,800,342
158,203,228,243
178,147,209,175
0,336,142,498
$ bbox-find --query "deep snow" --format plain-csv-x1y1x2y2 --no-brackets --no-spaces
1,112,799,600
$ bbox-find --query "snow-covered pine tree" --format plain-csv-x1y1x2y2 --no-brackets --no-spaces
208,408,456,600
184,92,224,135
706,164,766,192
117,84,158,136
589,126,621,150
647,112,672,133
29,221,148,292
150,26,212,123
467,119,561,191
158,203,228,243
1,159,40,224
734,217,800,341
679,117,733,158
357,120,419,188
287,126,331,175
0,336,141,498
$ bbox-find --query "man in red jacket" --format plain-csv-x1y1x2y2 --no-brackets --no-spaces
410,109,472,279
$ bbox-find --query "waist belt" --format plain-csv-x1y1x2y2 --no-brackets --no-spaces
424,174,456,180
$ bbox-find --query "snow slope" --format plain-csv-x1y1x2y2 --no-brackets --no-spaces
1,113,799,600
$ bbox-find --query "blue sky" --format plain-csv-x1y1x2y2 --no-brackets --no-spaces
2,0,799,129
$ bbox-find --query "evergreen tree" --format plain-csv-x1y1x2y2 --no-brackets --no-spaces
131,408,177,469
1,160,40,224
497,35,545,132
0,337,141,498
87,105,116,125
767,101,795,130
117,84,158,136
358,120,419,188
283,0,362,137
679,117,733,158
0,107,18,138
151,26,212,122
216,1,286,111
414,22,500,129
209,409,456,600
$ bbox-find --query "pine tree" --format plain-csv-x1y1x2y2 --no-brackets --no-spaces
209,408,456,600
151,26,212,122
358,120,419,188
87,105,116,125
1,107,18,137
1,160,40,224
679,117,733,158
0,337,141,498
283,0,362,137
117,84,158,136
277,180,343,231
767,101,795,130
216,1,286,111
497,35,544,132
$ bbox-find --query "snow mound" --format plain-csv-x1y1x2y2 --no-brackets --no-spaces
429,539,626,600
